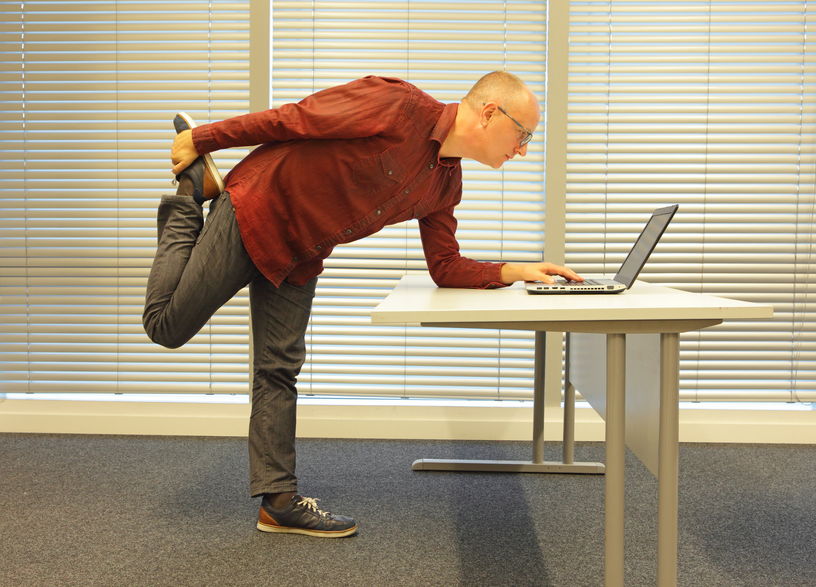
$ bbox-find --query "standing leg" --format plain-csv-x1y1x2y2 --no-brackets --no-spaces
248,276,357,538
247,277,316,497
142,192,258,348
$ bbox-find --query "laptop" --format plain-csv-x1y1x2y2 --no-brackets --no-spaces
526,204,678,295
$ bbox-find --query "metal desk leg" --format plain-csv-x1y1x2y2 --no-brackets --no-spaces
658,333,680,586
411,331,604,474
532,331,547,464
563,332,575,465
605,333,626,587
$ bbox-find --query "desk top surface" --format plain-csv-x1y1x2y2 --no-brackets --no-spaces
371,274,773,326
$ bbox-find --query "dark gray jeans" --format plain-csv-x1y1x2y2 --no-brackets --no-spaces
143,192,316,496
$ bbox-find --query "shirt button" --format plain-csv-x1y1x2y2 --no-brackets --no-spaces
403,189,410,194
375,208,382,216
345,228,353,235
315,244,322,251
428,162,435,169
387,169,393,175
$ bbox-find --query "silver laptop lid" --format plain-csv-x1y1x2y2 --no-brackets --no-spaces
613,204,678,288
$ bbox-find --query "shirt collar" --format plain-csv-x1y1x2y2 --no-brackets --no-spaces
430,102,461,167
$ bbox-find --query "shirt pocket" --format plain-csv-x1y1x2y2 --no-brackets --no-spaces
351,149,404,193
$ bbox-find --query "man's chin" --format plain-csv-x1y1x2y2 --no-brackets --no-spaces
475,156,507,169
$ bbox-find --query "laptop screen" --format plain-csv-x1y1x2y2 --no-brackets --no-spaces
613,204,678,287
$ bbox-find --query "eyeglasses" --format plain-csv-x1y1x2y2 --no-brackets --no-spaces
497,105,534,147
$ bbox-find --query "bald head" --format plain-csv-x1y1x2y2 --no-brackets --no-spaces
441,71,539,166
463,71,536,112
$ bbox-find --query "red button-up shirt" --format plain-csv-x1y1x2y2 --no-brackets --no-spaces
192,76,506,288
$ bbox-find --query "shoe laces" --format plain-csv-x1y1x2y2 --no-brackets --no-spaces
297,496,331,518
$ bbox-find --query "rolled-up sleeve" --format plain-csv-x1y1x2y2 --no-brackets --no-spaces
418,206,507,289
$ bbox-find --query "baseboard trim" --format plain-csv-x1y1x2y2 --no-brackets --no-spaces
1,398,814,444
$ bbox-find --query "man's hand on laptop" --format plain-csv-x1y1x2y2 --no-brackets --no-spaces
500,262,584,285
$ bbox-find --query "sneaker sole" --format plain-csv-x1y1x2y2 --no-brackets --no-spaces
175,111,225,197
256,520,358,538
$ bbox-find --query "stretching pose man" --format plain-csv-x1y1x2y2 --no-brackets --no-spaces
143,72,582,538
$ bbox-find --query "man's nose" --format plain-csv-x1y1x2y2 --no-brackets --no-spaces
514,143,528,157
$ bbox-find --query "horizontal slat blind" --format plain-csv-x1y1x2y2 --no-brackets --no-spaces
567,0,815,402
5,1,813,406
1,1,549,400
272,1,548,399
0,1,252,394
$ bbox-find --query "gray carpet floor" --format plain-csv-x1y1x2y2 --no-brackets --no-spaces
1,434,814,586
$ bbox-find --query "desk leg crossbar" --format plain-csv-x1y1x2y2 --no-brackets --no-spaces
412,332,605,474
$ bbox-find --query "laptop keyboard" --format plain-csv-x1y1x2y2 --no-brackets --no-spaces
561,278,603,286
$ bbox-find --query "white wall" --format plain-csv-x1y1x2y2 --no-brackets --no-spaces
2,398,814,444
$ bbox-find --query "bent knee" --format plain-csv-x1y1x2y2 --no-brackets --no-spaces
142,313,189,349
145,328,187,350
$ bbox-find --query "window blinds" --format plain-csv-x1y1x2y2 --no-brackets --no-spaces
271,1,549,399
566,1,815,402
1,1,550,400
0,0,252,394
4,1,809,404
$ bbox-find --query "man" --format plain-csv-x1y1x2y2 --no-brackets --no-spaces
143,71,582,539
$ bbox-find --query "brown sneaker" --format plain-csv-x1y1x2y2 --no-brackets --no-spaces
257,495,358,538
173,112,224,204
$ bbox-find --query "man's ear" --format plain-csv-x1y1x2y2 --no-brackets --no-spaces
481,102,499,127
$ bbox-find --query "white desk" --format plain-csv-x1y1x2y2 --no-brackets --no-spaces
371,274,773,586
